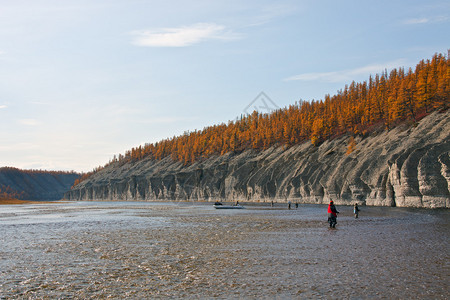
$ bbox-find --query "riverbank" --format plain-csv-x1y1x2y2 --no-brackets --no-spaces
0,199,34,205
0,199,60,205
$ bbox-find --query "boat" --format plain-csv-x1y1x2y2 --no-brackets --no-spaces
213,202,245,209
213,204,245,209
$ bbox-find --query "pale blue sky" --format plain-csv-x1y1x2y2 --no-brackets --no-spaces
0,0,448,172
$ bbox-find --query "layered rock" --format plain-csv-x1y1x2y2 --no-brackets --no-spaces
65,111,450,208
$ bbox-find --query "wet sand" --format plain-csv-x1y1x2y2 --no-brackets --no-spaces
0,202,448,299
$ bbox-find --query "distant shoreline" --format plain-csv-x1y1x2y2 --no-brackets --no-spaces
0,199,59,205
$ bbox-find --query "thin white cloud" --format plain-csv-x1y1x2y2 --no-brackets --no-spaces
131,23,240,47
403,18,429,25
0,105,7,109
284,60,406,83
403,15,449,25
18,119,40,126
247,3,301,27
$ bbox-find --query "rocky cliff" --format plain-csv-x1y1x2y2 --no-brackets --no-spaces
65,111,450,208
0,168,80,200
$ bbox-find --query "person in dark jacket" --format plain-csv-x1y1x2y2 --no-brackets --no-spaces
354,203,360,218
327,200,339,228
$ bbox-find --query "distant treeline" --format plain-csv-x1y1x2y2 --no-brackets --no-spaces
74,51,449,187
0,185,24,200
0,167,80,200
0,167,79,176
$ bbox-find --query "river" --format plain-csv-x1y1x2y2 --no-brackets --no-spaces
0,201,448,299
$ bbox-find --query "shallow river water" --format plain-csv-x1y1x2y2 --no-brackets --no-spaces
0,201,448,299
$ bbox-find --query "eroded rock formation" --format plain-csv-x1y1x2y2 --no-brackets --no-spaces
65,111,450,208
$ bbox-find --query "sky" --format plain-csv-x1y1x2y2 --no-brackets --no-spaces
0,0,449,172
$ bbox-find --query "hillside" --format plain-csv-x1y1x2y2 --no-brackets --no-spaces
66,52,449,207
0,168,80,201
65,110,450,208
73,52,449,186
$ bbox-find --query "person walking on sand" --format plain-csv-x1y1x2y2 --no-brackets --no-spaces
327,200,339,228
354,203,360,219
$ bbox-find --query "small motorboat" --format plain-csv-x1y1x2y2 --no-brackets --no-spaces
213,204,245,209
213,202,245,209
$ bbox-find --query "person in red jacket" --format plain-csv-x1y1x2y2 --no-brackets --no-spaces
328,200,339,228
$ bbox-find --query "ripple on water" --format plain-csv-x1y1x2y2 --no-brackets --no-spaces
0,202,448,299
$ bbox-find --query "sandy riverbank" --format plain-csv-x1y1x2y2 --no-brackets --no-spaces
0,199,60,205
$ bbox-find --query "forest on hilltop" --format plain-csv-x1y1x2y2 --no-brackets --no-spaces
0,167,79,200
73,51,449,187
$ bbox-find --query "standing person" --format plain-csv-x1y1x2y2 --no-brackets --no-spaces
327,200,339,228
288,201,291,210
354,203,359,219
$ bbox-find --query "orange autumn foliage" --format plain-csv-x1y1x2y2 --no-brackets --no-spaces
74,51,450,187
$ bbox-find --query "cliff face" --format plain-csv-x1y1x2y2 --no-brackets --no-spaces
65,111,450,208
0,169,79,200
